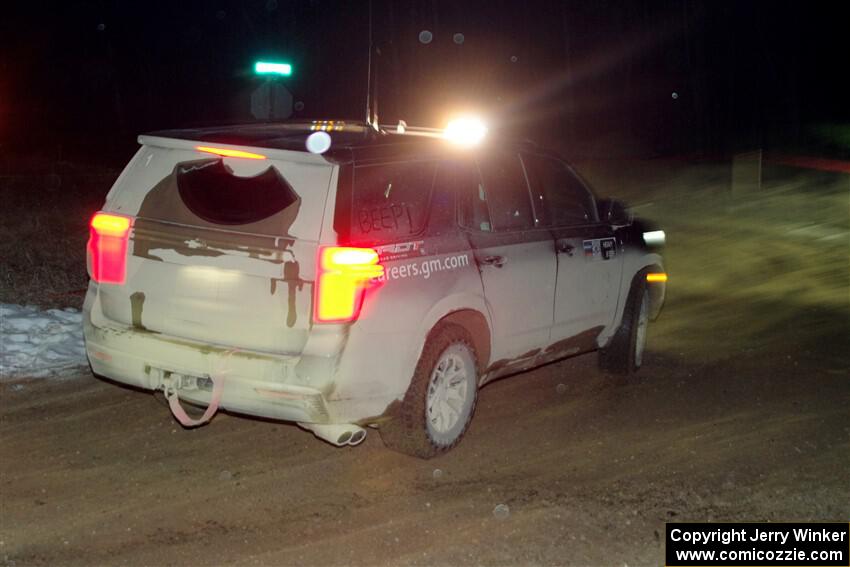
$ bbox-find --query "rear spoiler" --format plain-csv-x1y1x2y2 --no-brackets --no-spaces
137,135,332,165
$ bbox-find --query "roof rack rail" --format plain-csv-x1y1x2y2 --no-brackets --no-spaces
378,122,444,139
243,120,374,133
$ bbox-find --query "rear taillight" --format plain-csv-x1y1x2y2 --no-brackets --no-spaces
314,247,384,323
87,212,133,285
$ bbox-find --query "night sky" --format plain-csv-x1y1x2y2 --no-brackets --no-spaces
3,0,849,162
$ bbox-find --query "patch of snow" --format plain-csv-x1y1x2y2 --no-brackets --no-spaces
0,304,87,380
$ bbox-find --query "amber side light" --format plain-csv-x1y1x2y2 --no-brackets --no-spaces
646,272,668,283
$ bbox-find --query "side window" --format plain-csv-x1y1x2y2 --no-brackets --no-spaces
522,154,596,226
477,152,534,231
449,159,490,232
350,161,436,243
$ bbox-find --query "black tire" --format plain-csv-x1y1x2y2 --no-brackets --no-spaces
379,323,479,459
599,277,650,375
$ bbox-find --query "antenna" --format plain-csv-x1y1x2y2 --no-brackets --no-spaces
372,48,379,129
365,0,373,127
365,0,379,131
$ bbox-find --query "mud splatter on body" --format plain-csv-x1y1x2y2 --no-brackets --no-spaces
130,291,147,330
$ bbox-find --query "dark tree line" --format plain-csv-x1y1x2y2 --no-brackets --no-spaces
4,0,848,161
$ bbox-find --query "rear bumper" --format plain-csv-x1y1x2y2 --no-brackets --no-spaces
83,311,331,424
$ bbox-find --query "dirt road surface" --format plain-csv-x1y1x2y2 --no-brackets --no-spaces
2,163,848,565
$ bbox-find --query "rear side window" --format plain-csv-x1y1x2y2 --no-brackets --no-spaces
434,159,487,232
349,161,436,243
521,154,596,226
477,152,534,231
427,160,470,235
176,159,298,225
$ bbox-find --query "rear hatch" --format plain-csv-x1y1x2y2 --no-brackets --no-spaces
91,136,335,356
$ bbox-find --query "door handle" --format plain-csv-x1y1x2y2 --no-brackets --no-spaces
480,255,507,268
556,240,575,256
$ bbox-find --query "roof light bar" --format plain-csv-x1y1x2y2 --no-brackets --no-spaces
310,120,346,132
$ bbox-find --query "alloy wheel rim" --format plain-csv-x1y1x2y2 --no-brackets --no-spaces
426,345,472,436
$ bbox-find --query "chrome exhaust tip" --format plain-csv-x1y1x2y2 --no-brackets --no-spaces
298,422,367,447
348,429,366,446
337,430,352,445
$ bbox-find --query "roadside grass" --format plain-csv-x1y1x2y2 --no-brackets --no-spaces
578,159,850,368
0,162,120,309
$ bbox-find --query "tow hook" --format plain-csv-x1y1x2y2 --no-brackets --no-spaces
160,349,236,428
162,372,203,393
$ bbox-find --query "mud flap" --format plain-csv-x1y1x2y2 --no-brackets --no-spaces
164,350,235,428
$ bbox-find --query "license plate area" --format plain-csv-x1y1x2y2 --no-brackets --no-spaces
147,366,213,392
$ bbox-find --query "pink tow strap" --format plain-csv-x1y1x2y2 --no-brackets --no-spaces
165,350,235,428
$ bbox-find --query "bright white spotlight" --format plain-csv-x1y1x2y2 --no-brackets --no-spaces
444,116,488,147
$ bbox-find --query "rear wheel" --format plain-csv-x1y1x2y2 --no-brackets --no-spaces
379,323,479,458
599,279,650,374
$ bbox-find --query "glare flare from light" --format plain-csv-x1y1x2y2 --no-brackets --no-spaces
444,116,488,147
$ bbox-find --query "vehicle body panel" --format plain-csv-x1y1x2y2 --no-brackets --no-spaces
466,229,557,360
83,123,665,439
550,224,624,342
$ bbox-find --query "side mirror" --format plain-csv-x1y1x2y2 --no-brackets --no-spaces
597,198,633,226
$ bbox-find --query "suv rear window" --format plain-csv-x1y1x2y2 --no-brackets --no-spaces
176,159,298,225
341,161,437,244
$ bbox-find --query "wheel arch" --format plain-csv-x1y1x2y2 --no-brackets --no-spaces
414,294,493,373
622,252,665,318
431,309,492,370
643,262,666,320
602,253,664,347
624,262,664,318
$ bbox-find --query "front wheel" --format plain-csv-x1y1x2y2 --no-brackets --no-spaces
379,323,479,458
599,280,650,374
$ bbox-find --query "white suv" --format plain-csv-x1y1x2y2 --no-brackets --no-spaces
83,121,666,458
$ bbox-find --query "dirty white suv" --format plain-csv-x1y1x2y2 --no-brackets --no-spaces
84,121,666,458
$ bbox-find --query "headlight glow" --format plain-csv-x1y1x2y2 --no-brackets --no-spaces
643,230,666,246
